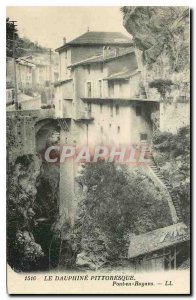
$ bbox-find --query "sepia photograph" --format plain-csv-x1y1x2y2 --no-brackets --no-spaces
6,5,190,294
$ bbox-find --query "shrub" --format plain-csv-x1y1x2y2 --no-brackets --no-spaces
149,79,173,99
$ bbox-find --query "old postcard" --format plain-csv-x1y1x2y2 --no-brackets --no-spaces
6,6,190,294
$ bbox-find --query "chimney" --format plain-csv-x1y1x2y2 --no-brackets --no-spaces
63,37,66,44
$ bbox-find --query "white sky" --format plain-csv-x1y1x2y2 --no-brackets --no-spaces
6,6,130,50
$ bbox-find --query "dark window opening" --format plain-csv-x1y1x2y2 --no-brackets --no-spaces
100,103,103,113
87,82,92,97
99,80,102,97
116,104,119,115
87,65,91,74
110,102,113,117
87,102,92,113
117,126,120,133
136,105,142,116
140,133,148,141
100,126,103,133
109,82,114,97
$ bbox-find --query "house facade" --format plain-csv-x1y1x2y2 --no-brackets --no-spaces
6,57,35,91
6,53,59,107
55,31,159,148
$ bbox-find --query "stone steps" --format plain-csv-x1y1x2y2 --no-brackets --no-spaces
147,156,182,222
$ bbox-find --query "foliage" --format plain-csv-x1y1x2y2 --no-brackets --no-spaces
6,17,46,58
149,79,173,99
41,104,55,109
73,162,172,269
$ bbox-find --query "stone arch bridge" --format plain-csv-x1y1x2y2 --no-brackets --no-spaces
7,109,57,163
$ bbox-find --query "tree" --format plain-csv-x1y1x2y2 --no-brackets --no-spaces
6,17,47,58
6,18,18,57
149,79,173,100
73,161,172,270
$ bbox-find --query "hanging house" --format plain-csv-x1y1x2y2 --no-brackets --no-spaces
128,222,190,272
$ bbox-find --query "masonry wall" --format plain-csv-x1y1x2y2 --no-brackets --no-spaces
59,121,77,227
7,111,36,163
73,100,155,148
71,46,103,64
20,96,41,110
160,102,190,133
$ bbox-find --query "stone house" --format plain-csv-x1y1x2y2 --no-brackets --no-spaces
55,31,159,148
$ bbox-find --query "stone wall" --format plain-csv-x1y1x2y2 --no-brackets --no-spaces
7,112,36,163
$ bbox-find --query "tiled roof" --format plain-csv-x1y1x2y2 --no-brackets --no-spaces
54,78,73,87
103,69,141,80
16,58,36,67
56,31,132,51
128,222,190,259
67,47,134,68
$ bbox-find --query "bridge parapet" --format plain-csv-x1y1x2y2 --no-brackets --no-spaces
7,109,55,163
6,108,55,121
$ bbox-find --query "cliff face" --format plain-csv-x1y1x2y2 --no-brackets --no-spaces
7,127,61,271
7,154,44,271
122,7,189,72
122,6,190,102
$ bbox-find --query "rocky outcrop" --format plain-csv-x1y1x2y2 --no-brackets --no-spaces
7,154,44,271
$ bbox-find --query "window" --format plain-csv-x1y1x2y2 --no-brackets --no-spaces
116,104,119,115
98,80,102,97
100,126,103,133
87,103,91,114
136,105,142,116
87,82,92,97
119,82,123,96
87,102,92,113
87,65,91,74
109,123,112,128
110,102,113,117
100,103,103,113
109,82,114,97
117,126,120,134
59,100,61,110
140,133,148,141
